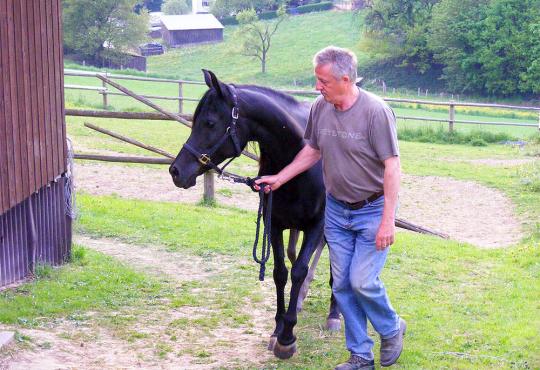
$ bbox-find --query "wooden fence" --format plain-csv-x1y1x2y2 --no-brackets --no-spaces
64,71,540,203
64,70,540,132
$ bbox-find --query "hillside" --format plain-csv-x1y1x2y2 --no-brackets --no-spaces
147,10,365,87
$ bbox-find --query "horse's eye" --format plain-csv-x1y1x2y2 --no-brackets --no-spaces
207,121,216,127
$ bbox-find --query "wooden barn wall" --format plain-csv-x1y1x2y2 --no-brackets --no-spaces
0,0,67,215
169,29,223,47
0,178,72,287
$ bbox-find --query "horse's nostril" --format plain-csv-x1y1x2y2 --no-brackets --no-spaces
169,165,179,177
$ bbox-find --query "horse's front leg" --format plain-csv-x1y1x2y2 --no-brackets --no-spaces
273,220,324,359
267,226,287,351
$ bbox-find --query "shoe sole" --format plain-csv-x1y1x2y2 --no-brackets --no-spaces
380,320,406,367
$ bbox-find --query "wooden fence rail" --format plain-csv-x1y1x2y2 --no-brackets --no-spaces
64,69,540,132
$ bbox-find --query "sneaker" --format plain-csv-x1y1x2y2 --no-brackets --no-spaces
334,355,375,370
380,318,406,367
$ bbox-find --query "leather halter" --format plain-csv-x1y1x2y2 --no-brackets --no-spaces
182,85,242,175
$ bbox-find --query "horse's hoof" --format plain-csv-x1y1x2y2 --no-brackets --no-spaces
326,318,341,332
267,335,277,351
273,340,297,359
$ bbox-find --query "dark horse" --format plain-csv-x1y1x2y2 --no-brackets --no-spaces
169,70,340,359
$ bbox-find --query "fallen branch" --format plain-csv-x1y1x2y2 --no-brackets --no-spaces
395,218,449,239
84,122,175,159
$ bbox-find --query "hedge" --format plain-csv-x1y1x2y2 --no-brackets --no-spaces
295,2,333,13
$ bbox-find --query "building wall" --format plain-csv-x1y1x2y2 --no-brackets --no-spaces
0,0,67,215
168,29,223,47
0,0,71,287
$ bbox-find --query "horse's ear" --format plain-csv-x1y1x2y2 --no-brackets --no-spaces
201,69,233,103
202,69,215,89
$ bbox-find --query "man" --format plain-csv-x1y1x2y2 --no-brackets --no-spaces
255,46,405,369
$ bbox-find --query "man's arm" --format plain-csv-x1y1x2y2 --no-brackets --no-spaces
376,155,401,251
254,144,321,192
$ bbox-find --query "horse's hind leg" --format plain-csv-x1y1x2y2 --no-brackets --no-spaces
287,229,299,265
326,267,341,331
268,226,287,352
296,238,324,313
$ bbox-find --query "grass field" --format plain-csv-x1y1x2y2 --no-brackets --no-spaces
2,118,539,367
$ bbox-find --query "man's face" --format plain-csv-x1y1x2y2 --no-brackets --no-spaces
314,63,349,104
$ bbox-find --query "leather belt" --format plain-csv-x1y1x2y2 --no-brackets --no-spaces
339,191,384,210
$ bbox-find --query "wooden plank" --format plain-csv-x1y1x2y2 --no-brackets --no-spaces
18,0,35,194
6,0,22,208
50,0,64,175
13,0,30,201
33,1,47,188
26,0,41,192
0,2,10,213
45,0,58,182
55,0,67,174
38,0,53,184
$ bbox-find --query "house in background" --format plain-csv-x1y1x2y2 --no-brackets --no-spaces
192,0,212,14
161,13,223,47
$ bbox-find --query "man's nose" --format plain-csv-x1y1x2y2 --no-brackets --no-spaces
315,81,322,91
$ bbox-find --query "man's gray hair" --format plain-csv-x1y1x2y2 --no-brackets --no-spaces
313,46,357,82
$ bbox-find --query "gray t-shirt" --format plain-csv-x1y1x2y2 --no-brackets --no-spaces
304,88,399,203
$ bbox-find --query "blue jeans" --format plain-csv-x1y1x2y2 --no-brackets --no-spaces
325,193,399,361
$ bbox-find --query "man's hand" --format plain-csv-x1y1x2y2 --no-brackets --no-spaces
254,175,283,193
375,219,395,251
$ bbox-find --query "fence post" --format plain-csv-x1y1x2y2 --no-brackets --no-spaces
538,111,540,131
178,82,183,113
449,100,456,133
102,73,108,109
203,171,215,204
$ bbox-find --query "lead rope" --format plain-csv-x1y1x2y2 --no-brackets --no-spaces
251,185,273,281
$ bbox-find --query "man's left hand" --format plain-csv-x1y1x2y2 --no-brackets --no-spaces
376,219,395,251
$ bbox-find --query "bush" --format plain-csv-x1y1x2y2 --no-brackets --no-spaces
220,16,238,25
397,126,515,146
294,1,333,14
470,138,488,146
258,10,278,20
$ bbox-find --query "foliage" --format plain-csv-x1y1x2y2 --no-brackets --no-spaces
211,0,281,18
361,0,439,74
134,0,164,12
235,6,287,73
162,0,190,14
428,0,540,96
294,1,333,13
397,126,514,146
63,0,149,65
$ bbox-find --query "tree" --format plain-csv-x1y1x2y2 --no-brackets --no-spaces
428,0,540,95
211,0,280,18
235,6,286,74
63,0,149,66
162,0,190,14
361,0,439,74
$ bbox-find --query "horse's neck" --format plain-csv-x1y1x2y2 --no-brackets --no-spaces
241,89,306,171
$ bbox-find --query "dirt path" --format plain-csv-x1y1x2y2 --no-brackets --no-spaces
75,162,524,248
1,236,277,370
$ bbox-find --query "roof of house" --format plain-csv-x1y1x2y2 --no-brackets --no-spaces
161,14,224,31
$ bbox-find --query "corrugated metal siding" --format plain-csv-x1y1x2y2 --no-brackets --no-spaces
0,178,72,287
0,0,66,215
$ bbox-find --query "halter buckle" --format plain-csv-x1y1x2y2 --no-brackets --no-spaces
199,154,211,165
231,107,239,120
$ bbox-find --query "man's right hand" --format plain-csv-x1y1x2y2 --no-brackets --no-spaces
254,175,283,193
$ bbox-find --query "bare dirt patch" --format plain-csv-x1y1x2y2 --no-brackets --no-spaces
1,236,277,370
75,162,524,248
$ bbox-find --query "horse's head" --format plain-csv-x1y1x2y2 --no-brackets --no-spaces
169,70,248,189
